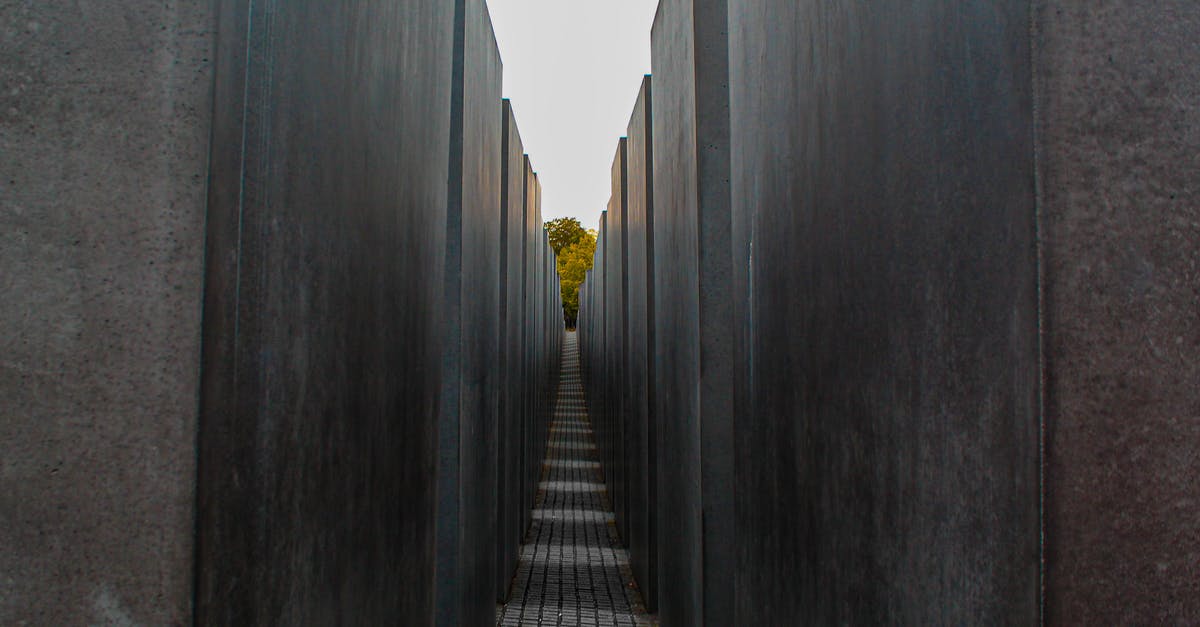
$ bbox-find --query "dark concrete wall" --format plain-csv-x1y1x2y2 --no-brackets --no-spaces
526,168,549,536
577,1,1199,624
729,2,1041,619
728,1,1040,623
436,0,503,623
3,0,559,623
543,226,560,416
195,0,457,623
0,1,214,623
623,76,659,611
591,214,609,463
1036,2,1200,622
521,159,539,537
538,225,548,460
493,149,563,610
650,0,736,623
603,140,630,541
547,180,562,444
514,163,559,558
497,99,526,600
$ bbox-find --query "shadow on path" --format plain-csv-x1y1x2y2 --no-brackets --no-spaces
498,332,655,626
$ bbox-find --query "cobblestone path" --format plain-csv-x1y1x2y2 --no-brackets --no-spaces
497,332,654,626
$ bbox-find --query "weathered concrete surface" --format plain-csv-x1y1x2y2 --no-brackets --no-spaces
584,267,594,396
194,0,455,623
0,1,213,623
538,226,548,459
518,165,557,549
499,151,560,606
1036,2,1200,622
623,76,659,611
651,0,736,623
728,1,1039,623
590,213,609,468
534,172,549,531
545,220,561,392
603,139,630,542
3,0,560,622
497,99,527,600
543,226,561,411
521,159,539,537
435,0,503,623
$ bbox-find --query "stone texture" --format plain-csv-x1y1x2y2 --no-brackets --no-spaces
588,214,609,495
497,333,652,626
602,139,630,545
495,134,560,614
498,99,527,600
650,0,736,623
522,159,541,539
1036,1,1200,622
2,0,561,623
0,0,214,623
728,1,1039,623
194,0,456,623
436,0,504,622
623,76,659,612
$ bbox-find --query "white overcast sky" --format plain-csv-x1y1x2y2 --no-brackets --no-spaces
487,0,659,231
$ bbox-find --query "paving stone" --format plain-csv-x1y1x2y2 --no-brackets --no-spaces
497,333,655,626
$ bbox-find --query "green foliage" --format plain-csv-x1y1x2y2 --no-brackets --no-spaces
544,217,587,257
552,226,597,328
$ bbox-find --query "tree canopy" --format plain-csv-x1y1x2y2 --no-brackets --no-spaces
545,217,587,257
545,220,596,328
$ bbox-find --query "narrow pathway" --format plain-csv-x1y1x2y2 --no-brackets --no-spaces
498,332,654,626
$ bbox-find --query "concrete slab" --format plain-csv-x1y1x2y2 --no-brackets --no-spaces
0,1,215,623
651,0,736,623
1036,2,1200,622
498,99,527,601
605,139,630,543
434,0,504,623
592,213,609,476
728,1,1039,623
194,1,457,623
521,157,538,537
2,0,563,622
623,76,658,611
531,173,547,521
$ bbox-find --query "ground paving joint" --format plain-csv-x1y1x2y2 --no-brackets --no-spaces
498,333,654,626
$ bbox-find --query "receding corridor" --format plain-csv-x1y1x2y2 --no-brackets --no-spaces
498,333,653,626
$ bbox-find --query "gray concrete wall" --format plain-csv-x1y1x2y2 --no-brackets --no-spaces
623,76,659,612
582,264,594,394
1036,2,1200,622
543,226,560,411
497,99,526,601
195,0,457,622
538,194,550,440
532,172,548,526
3,0,559,623
650,0,736,623
593,213,609,467
605,139,630,541
0,1,214,623
575,1,1199,623
436,0,503,623
545,181,559,450
521,159,538,536
517,164,556,548
463,96,558,624
728,1,1041,623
